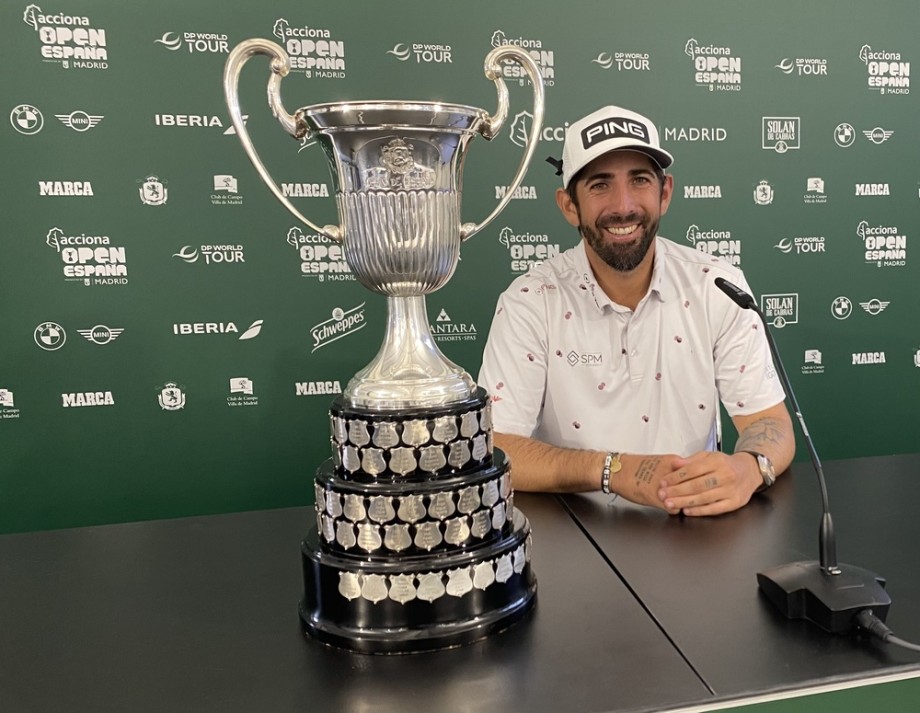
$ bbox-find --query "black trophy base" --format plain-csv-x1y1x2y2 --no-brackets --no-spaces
300,509,537,654
757,560,891,634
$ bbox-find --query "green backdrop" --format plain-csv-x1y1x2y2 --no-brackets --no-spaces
2,0,918,533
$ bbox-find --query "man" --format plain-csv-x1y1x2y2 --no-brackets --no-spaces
478,105,794,516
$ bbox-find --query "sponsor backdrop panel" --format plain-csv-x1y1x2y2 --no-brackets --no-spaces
1,0,917,533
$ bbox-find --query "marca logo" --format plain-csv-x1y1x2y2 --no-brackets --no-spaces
39,180,93,196
491,30,555,86
272,18,345,78
77,324,124,345
775,57,828,76
155,114,224,128
855,183,890,196
45,227,128,286
62,391,114,408
761,293,798,328
860,299,890,316
10,104,43,134
857,221,907,268
686,225,740,266
22,4,108,70
295,380,343,396
173,245,245,265
431,309,478,343
591,51,650,71
55,110,103,131
286,226,352,281
804,177,827,205
154,31,229,54
762,117,800,153
386,42,452,64
310,305,367,352
684,38,741,91
859,44,910,95
774,236,826,255
852,352,886,365
661,126,727,142
138,176,168,205
228,377,258,407
281,183,330,197
495,185,537,200
754,180,774,205
683,185,722,199
508,111,567,148
498,226,560,273
172,320,263,340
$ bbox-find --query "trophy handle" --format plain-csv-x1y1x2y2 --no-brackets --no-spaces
459,45,546,242
223,39,342,242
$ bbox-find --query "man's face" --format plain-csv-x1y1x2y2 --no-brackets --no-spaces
556,151,673,273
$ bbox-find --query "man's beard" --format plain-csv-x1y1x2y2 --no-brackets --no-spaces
579,212,658,272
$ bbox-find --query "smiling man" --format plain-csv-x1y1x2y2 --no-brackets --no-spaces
478,105,795,516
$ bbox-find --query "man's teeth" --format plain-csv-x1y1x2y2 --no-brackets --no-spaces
606,224,638,236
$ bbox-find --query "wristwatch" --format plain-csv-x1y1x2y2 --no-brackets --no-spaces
740,450,775,492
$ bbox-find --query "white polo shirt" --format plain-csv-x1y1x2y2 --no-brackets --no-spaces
477,238,785,456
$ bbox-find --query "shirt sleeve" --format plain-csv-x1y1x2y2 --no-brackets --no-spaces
712,271,786,418
477,282,549,438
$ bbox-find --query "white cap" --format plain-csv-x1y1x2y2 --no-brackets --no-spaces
557,106,673,188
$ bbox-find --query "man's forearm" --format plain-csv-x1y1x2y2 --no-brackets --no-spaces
732,408,796,476
493,432,606,493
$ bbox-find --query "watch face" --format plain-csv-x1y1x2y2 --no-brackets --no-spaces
757,454,776,484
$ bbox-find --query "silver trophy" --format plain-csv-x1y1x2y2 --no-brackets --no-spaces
224,40,544,410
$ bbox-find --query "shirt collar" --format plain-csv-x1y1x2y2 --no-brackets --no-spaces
575,237,673,313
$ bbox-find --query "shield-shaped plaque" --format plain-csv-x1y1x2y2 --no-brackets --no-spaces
347,419,371,447
481,479,500,508
384,523,412,552
413,521,442,551
447,440,471,469
416,572,445,602
321,513,336,543
457,485,481,514
444,516,471,546
331,415,347,444
389,447,417,476
431,415,458,443
335,521,357,549
473,561,496,591
500,472,512,499
343,493,366,522
401,419,429,447
372,420,399,449
470,510,491,539
388,573,417,604
480,403,492,432
495,553,514,583
460,410,479,438
397,494,426,523
357,523,383,552
325,493,343,518
338,572,361,600
314,484,326,513
471,434,488,462
361,448,386,476
513,544,525,574
342,445,361,473
427,491,456,520
446,567,474,597
368,496,396,524
361,574,388,604
418,445,446,473
331,441,343,469
491,502,507,530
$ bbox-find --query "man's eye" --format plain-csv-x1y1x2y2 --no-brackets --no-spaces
589,182,607,191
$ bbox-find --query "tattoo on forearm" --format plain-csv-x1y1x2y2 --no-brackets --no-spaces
634,457,661,487
735,418,786,453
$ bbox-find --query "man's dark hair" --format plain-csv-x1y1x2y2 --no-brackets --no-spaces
565,160,666,207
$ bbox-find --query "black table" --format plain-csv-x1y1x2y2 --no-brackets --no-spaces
561,453,920,703
0,493,710,713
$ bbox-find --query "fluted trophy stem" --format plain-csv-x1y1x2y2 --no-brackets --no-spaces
345,295,474,410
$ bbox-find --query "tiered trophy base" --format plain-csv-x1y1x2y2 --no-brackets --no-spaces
299,508,535,653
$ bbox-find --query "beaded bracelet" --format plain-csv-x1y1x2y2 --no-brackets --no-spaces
600,451,622,494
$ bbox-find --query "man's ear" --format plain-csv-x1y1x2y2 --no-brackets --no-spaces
555,187,581,228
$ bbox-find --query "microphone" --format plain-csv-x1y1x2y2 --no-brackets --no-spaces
714,277,891,634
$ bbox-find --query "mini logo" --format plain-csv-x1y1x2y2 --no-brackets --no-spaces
762,117,800,153
77,324,124,345
34,321,66,350
430,309,477,343
761,294,798,328
139,176,168,205
55,110,103,132
860,299,890,316
228,377,258,407
686,225,740,266
310,304,367,352
802,349,825,375
158,382,186,410
754,180,774,205
863,127,893,144
499,226,560,273
10,104,43,134
831,296,852,320
834,123,855,147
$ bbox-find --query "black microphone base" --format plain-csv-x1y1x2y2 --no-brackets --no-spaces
757,561,891,634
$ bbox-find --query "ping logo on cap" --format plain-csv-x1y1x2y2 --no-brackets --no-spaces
581,117,650,149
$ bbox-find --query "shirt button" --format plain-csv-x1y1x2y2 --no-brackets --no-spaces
621,348,627,355
630,349,638,357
